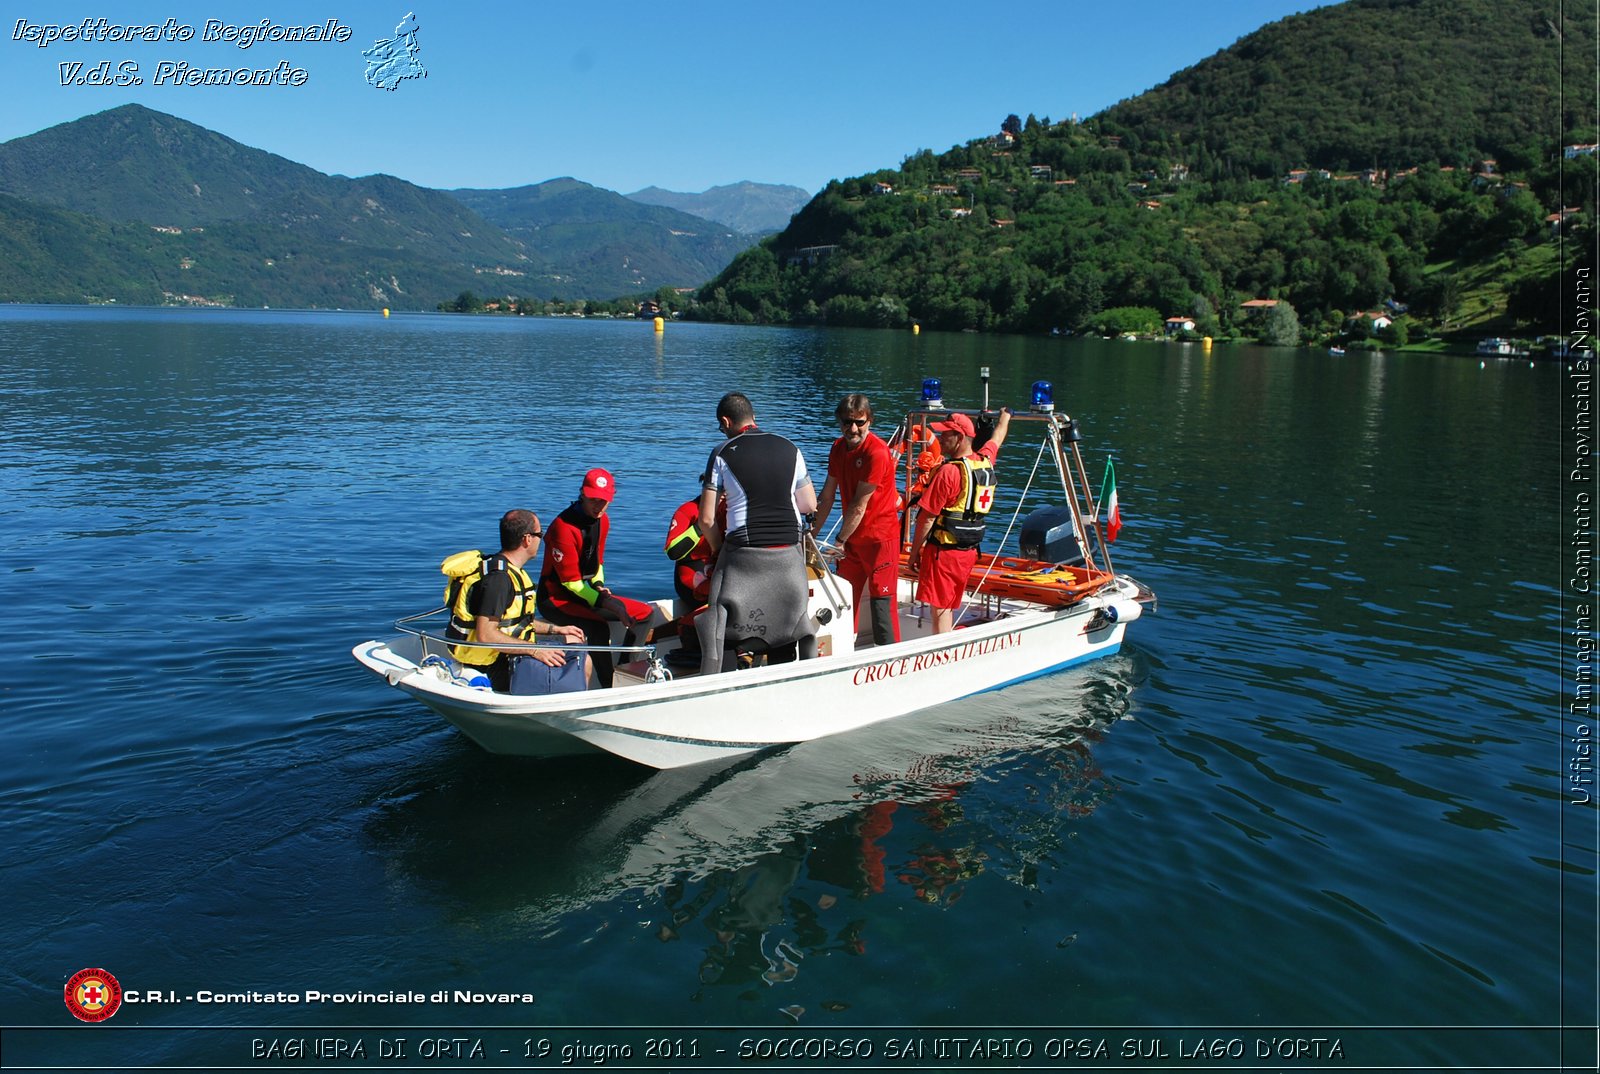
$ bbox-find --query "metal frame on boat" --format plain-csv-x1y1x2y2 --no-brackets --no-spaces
353,383,1155,769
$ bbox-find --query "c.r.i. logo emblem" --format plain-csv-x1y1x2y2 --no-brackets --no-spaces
64,968,122,1022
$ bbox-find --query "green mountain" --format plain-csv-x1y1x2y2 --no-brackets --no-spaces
0,103,328,225
0,105,530,308
696,0,1595,340
1097,0,1586,177
449,179,754,299
0,105,757,307
626,181,813,234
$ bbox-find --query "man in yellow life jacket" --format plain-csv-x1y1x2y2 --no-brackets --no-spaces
907,409,1012,634
444,509,587,692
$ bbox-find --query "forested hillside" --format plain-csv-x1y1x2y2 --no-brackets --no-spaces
695,0,1595,342
1098,0,1588,178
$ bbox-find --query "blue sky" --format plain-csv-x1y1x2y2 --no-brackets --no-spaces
0,2,1332,196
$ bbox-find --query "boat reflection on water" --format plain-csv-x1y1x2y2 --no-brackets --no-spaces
364,654,1143,999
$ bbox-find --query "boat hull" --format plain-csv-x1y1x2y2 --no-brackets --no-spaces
353,579,1148,769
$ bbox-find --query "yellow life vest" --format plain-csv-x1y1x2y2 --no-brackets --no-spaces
442,549,537,666
931,456,996,549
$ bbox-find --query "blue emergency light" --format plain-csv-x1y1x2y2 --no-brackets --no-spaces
1030,380,1055,412
921,378,944,407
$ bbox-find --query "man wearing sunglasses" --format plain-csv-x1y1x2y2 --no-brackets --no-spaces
812,393,901,645
448,509,588,692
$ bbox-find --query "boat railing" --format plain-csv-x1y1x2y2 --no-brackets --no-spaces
392,608,663,662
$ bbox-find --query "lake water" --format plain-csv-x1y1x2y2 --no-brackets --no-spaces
0,307,1591,1071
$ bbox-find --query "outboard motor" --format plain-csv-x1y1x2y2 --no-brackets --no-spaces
1019,506,1092,566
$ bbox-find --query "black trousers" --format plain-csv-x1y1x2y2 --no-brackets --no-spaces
537,593,636,688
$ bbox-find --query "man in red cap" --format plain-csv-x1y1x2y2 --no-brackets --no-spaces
907,408,1012,634
812,393,901,645
536,467,655,687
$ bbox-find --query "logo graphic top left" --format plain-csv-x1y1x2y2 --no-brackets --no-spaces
65,968,122,1022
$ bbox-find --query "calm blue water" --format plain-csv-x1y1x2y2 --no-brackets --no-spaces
0,307,1590,1071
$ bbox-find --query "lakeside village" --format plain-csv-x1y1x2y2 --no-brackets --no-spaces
444,137,1595,362
445,285,1582,363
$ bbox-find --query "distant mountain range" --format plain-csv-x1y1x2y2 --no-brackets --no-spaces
0,104,805,307
449,178,753,300
626,182,812,234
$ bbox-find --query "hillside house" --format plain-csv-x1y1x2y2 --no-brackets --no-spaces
1347,310,1393,332
872,181,894,195
1547,208,1581,233
1565,144,1599,159
1283,168,1332,185
1164,316,1197,334
929,184,958,196
1029,165,1052,179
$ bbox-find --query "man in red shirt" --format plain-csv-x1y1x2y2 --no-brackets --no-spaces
908,408,1012,634
812,393,903,645
536,468,655,687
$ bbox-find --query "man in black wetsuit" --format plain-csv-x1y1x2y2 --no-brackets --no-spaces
695,392,818,674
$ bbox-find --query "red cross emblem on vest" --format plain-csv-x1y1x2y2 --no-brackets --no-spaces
977,486,993,510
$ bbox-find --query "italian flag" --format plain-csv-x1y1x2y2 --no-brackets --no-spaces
1100,459,1122,542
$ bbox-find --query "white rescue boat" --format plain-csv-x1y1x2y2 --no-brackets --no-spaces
354,385,1155,769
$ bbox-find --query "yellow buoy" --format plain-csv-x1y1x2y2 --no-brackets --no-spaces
382,308,390,317
1202,335,1213,349
653,316,664,333
912,324,921,335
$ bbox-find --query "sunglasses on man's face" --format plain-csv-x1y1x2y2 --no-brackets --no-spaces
841,417,870,428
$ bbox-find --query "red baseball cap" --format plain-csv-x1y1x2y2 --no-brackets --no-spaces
580,467,615,502
930,413,976,438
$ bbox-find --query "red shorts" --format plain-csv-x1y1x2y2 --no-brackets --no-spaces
915,545,976,609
